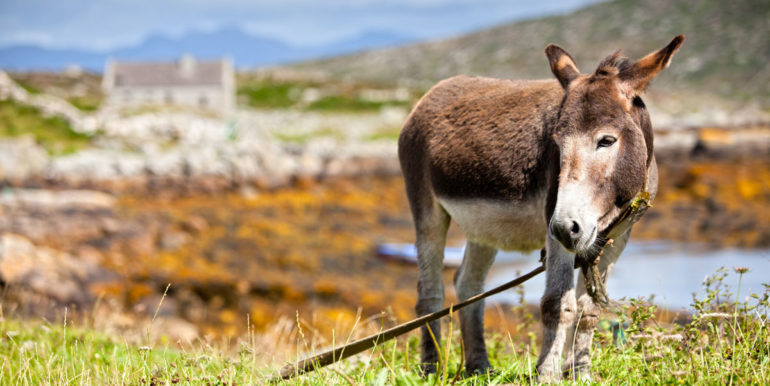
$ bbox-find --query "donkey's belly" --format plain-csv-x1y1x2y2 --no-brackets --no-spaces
438,195,547,252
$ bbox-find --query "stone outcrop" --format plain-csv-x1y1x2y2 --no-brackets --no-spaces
0,70,402,191
0,189,120,302
0,233,102,306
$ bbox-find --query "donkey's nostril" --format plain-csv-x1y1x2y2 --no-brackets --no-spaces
570,221,581,234
550,218,582,251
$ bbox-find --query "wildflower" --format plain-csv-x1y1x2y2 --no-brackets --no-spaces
700,312,731,319
734,266,749,274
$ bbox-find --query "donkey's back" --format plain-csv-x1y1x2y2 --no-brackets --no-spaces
399,75,562,251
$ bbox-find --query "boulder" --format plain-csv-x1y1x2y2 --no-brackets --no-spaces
0,137,49,181
0,233,102,306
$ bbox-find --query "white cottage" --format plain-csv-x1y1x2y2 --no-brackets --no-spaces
102,55,234,114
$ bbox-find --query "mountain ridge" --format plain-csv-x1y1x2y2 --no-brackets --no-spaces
0,27,417,71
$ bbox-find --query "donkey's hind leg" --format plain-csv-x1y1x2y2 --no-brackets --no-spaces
563,230,630,381
413,201,451,374
454,241,497,374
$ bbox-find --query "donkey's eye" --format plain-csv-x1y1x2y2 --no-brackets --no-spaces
597,136,617,148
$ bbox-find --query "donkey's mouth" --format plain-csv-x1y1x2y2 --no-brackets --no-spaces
575,225,597,253
575,228,610,265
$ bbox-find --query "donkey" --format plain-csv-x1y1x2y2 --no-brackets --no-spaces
398,35,684,381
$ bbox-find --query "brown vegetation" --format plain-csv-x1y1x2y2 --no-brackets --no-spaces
2,156,768,345
635,159,770,247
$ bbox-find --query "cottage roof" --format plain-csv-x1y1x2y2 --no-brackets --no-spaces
110,57,225,87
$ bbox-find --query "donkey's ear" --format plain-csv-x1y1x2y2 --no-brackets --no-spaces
619,35,685,94
545,44,581,89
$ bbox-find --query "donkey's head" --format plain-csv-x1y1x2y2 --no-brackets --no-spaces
546,36,684,253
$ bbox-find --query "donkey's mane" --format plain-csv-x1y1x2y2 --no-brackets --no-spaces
594,50,631,77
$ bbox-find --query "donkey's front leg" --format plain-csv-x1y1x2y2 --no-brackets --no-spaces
563,230,630,380
536,236,576,382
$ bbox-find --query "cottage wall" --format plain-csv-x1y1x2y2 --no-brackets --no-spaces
107,86,230,112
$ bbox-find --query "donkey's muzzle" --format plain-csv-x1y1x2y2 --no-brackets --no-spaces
549,218,583,251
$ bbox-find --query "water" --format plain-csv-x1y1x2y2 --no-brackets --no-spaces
486,241,770,309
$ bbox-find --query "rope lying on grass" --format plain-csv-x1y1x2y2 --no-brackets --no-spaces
273,189,652,381
273,264,545,381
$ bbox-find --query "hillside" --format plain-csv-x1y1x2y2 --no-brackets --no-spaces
294,0,770,125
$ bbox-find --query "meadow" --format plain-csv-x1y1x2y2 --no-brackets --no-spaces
1,267,767,385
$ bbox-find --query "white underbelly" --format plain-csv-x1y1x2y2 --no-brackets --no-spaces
438,195,547,252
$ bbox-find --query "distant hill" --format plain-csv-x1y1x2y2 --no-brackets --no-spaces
0,27,416,72
295,0,770,109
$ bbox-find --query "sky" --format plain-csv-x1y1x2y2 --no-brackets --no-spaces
0,0,601,51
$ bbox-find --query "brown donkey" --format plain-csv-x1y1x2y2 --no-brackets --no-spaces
398,35,684,381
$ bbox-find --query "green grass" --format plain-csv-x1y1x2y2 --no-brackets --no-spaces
273,127,344,144
68,96,101,112
305,95,409,112
237,81,300,109
364,127,402,142
237,79,412,112
0,99,91,155
13,79,41,94
0,318,268,385
1,268,767,384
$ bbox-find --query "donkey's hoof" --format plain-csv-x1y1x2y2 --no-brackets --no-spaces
536,374,561,384
465,360,493,376
574,371,593,382
420,363,438,376
536,365,562,384
562,363,592,382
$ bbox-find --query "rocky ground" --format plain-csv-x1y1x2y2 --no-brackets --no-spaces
1,157,769,343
